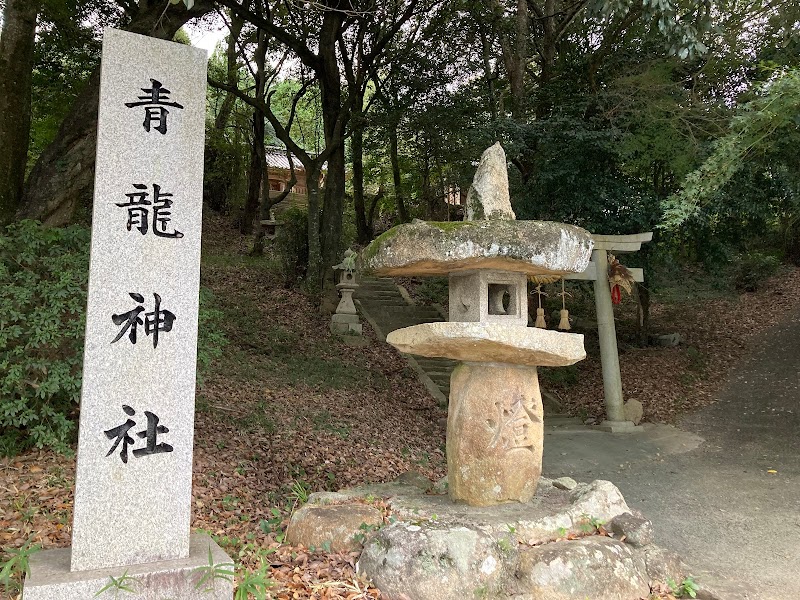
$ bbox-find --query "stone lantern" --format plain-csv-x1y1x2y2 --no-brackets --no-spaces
362,143,593,506
331,249,362,335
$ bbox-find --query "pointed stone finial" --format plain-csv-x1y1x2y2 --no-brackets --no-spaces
465,142,515,221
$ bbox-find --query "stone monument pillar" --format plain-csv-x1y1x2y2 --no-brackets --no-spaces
24,28,233,599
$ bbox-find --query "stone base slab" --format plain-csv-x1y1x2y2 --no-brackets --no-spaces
595,420,638,433
331,313,362,335
23,533,234,600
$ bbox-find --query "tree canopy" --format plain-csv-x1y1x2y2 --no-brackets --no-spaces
1,0,799,284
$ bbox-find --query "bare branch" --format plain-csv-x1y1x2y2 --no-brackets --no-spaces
215,0,321,70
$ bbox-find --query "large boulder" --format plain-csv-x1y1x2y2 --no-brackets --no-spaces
286,503,383,552
514,537,650,600
358,522,510,600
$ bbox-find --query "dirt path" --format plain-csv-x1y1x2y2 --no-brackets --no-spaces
544,306,800,599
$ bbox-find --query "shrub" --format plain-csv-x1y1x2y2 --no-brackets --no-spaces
0,221,226,456
0,221,90,456
731,252,781,292
416,277,449,306
274,207,309,288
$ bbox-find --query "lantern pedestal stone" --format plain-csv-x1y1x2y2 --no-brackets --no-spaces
447,363,543,504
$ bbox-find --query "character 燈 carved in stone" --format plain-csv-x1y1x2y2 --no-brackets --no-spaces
487,394,538,451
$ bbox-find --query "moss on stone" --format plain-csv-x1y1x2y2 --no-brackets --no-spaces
361,226,403,264
427,221,478,232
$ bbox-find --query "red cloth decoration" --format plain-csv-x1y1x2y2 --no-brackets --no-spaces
611,284,622,305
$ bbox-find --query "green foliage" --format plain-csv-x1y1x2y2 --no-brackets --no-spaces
539,365,579,388
204,123,249,214
94,569,136,597
352,521,383,546
506,113,659,235
289,479,311,504
192,546,235,594
269,80,325,153
234,561,274,600
664,69,800,228
496,537,514,555
731,252,781,292
668,575,700,598
197,287,228,386
275,207,309,288
0,221,227,457
578,514,605,534
258,507,286,543
0,221,89,456
29,1,123,169
415,276,449,306
0,536,41,595
205,46,251,214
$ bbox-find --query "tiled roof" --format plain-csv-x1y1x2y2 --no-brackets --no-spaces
265,146,305,170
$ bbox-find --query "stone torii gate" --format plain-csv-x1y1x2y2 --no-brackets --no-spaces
564,232,653,432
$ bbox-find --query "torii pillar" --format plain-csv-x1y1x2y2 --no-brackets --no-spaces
565,232,653,432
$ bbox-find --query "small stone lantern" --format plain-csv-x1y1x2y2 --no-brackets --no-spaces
330,249,362,335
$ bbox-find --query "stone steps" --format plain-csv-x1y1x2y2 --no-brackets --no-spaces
355,277,452,404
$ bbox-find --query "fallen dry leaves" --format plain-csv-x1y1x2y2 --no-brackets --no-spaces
2,215,799,598
557,267,800,423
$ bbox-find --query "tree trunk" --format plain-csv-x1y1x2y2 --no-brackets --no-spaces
241,28,267,235
367,185,384,230
306,168,323,295
351,108,371,244
204,10,242,213
250,165,271,255
320,143,345,268
17,0,214,225
635,282,651,346
421,150,435,220
317,8,346,285
389,127,408,223
0,0,40,225
492,0,528,119
477,22,499,122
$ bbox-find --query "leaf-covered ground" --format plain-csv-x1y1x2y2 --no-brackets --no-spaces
2,215,799,598
553,266,800,423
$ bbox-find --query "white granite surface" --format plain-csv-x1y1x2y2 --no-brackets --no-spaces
70,28,207,572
